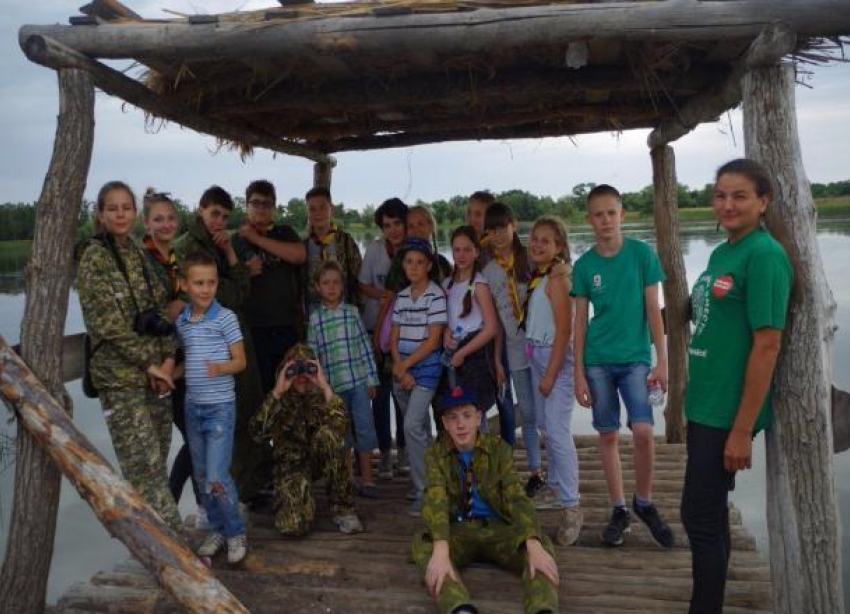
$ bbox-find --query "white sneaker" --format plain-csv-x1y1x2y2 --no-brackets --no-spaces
197,532,225,557
333,513,364,534
227,533,247,564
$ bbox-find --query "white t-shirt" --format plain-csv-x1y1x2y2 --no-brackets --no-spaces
358,239,394,331
441,272,489,341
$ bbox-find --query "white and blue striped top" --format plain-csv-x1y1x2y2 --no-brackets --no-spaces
392,281,447,390
177,300,243,404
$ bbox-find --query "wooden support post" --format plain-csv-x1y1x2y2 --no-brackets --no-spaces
0,68,95,614
0,337,249,613
742,64,842,613
313,156,336,189
650,145,689,443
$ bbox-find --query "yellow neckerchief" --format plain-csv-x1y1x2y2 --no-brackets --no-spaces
309,222,337,261
518,259,560,330
494,250,522,322
142,234,179,297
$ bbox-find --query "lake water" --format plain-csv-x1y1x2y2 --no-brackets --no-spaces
1,221,849,605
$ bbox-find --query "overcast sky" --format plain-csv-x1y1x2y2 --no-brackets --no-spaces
2,1,849,210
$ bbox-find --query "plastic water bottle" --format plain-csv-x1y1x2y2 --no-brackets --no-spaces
648,381,665,406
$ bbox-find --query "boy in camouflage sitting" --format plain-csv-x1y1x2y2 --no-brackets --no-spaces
249,343,364,536
412,386,560,614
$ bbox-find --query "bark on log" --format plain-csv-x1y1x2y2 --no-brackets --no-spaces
313,157,335,189
18,1,850,62
0,68,94,614
742,64,842,613
19,35,331,164
650,145,689,443
0,337,249,613
648,24,796,149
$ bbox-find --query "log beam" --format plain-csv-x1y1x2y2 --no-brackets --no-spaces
20,34,332,164
742,64,842,613
18,1,850,62
0,68,95,614
648,24,797,148
313,156,336,189
650,145,689,444
0,337,249,613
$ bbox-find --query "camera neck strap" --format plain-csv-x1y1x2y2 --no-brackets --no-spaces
97,233,157,317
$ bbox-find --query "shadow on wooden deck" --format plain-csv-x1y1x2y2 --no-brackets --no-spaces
52,435,773,613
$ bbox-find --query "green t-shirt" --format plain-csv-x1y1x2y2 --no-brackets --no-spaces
685,228,792,432
571,236,665,365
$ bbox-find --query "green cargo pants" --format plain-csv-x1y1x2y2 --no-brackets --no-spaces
412,518,558,614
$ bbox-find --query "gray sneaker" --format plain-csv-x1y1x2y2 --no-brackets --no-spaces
226,533,247,564
378,450,394,479
197,532,225,558
555,506,583,546
333,513,365,534
396,447,411,475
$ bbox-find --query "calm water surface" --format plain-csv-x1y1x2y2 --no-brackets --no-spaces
1,222,849,604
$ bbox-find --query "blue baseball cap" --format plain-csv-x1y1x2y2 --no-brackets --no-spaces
440,385,479,413
397,236,434,259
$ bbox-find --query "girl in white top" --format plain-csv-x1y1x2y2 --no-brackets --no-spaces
441,226,499,412
524,216,582,547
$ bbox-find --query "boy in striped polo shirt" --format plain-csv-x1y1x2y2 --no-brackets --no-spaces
177,251,248,564
308,260,380,497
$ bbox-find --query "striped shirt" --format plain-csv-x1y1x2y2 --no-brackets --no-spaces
307,302,378,394
177,300,243,404
393,281,447,390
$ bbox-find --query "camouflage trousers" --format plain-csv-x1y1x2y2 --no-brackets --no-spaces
100,387,182,531
272,425,356,536
412,519,559,614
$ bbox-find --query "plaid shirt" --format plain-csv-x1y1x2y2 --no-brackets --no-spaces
308,302,379,393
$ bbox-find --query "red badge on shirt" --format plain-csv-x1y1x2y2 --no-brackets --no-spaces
712,275,734,298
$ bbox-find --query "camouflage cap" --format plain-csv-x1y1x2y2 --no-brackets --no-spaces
284,343,317,363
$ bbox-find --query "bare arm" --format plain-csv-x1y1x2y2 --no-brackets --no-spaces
360,281,390,301
724,328,783,472
207,340,247,377
573,296,591,407
645,283,668,390
250,233,307,264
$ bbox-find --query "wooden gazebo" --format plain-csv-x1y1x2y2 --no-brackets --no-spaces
2,1,848,612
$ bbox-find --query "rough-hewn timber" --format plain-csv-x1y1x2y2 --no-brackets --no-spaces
0,68,95,614
742,64,842,614
0,338,249,614
651,145,689,444
49,437,774,613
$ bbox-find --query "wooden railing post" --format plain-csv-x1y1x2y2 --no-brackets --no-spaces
313,155,336,189
0,68,94,613
743,63,843,613
650,145,689,443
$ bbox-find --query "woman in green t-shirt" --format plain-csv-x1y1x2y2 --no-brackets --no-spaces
681,159,792,614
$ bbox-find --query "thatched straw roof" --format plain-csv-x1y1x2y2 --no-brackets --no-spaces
18,0,850,161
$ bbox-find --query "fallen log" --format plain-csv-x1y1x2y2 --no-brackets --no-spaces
0,336,248,614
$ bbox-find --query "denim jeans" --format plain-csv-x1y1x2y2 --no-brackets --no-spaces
681,421,736,614
585,362,653,433
185,399,245,538
392,382,436,501
340,384,379,452
528,344,579,508
373,364,405,452
512,367,541,472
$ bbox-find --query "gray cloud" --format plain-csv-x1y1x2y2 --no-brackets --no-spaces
2,1,848,209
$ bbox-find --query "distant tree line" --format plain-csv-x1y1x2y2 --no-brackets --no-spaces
2,178,849,242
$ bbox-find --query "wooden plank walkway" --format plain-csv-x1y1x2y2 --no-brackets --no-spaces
51,435,774,613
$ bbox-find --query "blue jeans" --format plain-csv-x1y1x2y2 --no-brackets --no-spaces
185,399,245,538
512,367,541,472
528,344,579,508
585,362,653,433
392,382,436,501
340,385,379,452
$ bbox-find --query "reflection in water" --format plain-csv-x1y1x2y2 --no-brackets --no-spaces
0,221,849,605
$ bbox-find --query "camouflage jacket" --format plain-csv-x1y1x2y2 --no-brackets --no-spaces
77,236,177,391
423,432,542,550
302,226,363,311
174,216,251,311
249,387,348,452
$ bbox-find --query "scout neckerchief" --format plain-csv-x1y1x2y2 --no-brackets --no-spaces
253,221,275,235
252,221,278,264
309,222,338,261
142,234,179,298
518,258,561,331
455,449,476,519
494,250,522,322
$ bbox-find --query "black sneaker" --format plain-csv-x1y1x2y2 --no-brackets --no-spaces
601,506,631,546
525,473,546,498
632,495,675,548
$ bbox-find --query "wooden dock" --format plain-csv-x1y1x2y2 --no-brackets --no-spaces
51,435,774,613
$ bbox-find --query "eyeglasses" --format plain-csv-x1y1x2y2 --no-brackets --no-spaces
248,198,275,208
